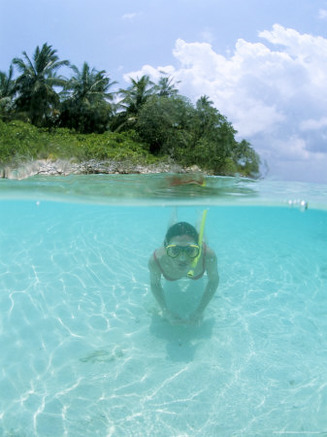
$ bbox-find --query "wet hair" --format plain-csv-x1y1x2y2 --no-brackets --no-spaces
164,221,199,246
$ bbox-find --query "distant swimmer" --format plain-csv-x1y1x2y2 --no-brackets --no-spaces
148,211,219,325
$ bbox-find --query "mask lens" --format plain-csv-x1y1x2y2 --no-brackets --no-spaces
166,245,181,258
166,244,200,258
186,245,200,258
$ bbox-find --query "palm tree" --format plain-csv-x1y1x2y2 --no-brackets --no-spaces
111,75,154,132
13,43,69,126
59,62,117,133
193,95,227,140
0,65,16,119
64,62,117,105
154,75,180,97
119,75,154,116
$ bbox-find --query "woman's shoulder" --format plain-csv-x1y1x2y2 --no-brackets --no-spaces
149,247,166,269
204,244,217,262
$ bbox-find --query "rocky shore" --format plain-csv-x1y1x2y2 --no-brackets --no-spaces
1,159,203,180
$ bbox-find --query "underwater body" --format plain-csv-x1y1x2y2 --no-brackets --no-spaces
1,174,327,436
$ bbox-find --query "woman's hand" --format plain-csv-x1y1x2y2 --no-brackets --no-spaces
161,309,189,325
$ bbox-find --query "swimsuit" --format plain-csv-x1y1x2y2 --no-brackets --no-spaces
153,243,207,281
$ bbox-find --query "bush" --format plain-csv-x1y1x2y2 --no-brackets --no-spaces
0,120,157,165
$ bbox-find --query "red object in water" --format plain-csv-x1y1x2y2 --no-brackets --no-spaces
167,175,205,187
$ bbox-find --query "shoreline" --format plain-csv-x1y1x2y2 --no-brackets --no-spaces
1,158,205,180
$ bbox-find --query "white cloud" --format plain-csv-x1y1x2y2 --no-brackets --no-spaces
122,12,141,21
271,136,310,161
125,25,327,182
318,8,327,19
123,64,175,83
300,117,327,131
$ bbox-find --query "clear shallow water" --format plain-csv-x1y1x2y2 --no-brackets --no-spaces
1,175,327,436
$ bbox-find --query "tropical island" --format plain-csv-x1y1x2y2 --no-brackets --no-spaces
0,43,261,179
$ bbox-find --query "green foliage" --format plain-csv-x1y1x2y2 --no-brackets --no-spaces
59,99,112,134
59,62,117,133
232,139,261,177
12,43,69,126
0,120,156,165
0,65,16,120
1,43,262,178
136,94,194,155
153,75,180,97
0,120,40,161
135,93,261,177
119,75,154,116
74,131,153,162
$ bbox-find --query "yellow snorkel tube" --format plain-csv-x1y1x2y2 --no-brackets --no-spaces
187,209,208,278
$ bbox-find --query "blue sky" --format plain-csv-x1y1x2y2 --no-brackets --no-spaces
1,0,327,183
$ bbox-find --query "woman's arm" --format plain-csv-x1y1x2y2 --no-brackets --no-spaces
149,253,190,325
190,249,219,322
148,255,167,312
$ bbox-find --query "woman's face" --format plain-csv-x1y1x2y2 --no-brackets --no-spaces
166,234,199,270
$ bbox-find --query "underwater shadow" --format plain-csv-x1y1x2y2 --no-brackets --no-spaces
149,314,215,362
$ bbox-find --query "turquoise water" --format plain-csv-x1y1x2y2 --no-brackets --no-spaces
1,174,327,436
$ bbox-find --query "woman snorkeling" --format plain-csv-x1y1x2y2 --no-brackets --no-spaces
148,213,219,325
